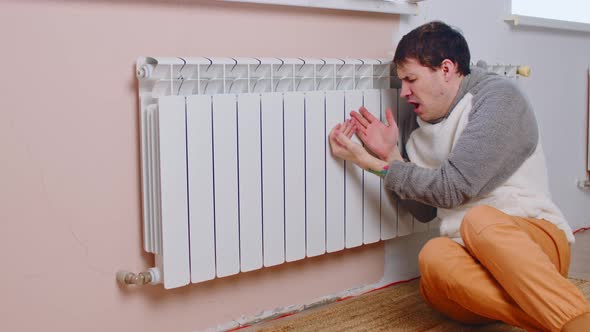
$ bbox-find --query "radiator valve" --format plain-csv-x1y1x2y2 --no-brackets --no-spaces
116,267,161,286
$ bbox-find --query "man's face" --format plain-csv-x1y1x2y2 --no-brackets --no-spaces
396,58,454,122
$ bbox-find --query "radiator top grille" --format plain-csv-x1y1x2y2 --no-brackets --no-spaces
137,57,393,97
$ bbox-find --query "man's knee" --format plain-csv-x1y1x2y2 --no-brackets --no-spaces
419,237,457,274
460,205,506,238
460,205,516,253
419,237,468,298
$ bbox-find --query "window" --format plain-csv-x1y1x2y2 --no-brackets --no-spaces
506,0,590,33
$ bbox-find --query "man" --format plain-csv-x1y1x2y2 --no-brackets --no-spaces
329,21,589,331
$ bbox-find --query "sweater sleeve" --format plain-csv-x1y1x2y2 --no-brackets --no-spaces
383,80,538,209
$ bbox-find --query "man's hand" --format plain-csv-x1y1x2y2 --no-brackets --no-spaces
329,119,367,165
329,119,390,172
350,107,399,163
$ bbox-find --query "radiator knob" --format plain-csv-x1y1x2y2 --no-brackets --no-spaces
517,66,531,77
137,64,153,79
116,270,134,284
116,268,162,286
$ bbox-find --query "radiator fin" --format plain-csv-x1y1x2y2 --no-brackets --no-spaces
187,95,216,283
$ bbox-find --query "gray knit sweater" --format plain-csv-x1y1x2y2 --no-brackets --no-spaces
385,67,538,212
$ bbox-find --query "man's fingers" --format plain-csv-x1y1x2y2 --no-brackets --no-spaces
358,130,370,143
332,138,345,149
350,111,369,128
385,108,395,127
334,131,346,146
354,121,366,135
329,129,345,151
329,124,341,140
359,107,378,124
347,122,356,138
343,126,352,138
351,118,365,133
335,131,353,147
342,120,354,137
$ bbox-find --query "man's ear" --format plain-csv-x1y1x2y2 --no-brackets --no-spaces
440,59,457,81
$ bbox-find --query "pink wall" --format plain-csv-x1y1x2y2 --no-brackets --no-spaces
0,1,398,330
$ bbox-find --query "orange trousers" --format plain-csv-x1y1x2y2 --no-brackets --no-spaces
418,205,589,332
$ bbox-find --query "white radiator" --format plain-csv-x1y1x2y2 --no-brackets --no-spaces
136,57,430,289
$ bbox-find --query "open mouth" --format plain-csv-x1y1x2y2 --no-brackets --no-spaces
408,101,421,113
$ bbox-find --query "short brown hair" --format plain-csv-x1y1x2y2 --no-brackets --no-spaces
394,21,471,76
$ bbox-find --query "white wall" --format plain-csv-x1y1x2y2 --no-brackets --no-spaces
397,0,590,230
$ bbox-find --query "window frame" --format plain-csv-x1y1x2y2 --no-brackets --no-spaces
221,0,421,15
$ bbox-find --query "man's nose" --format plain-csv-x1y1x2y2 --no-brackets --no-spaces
400,82,411,99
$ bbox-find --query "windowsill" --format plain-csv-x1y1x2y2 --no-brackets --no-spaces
221,0,421,15
505,14,590,33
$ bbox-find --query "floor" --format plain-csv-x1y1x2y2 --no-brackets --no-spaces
242,230,590,331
